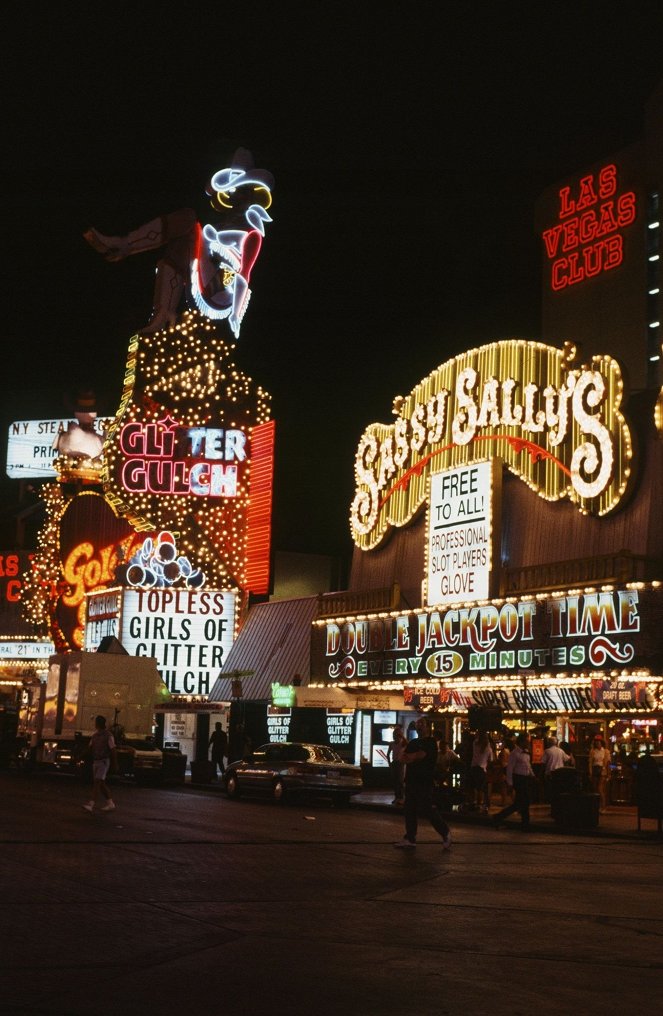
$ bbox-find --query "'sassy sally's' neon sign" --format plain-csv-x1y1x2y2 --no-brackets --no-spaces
542,164,636,291
350,340,633,551
118,417,248,498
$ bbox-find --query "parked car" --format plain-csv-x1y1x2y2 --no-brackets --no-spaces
223,742,363,805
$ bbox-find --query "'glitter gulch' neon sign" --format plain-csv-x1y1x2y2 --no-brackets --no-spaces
119,417,247,499
542,164,637,291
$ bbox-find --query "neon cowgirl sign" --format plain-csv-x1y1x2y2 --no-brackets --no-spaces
119,416,247,498
542,164,637,291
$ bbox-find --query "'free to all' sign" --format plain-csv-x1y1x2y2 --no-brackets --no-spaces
426,461,493,607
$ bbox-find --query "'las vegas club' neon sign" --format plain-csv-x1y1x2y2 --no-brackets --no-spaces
542,163,637,291
119,416,247,498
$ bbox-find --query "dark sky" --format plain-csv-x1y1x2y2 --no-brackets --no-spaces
3,2,662,562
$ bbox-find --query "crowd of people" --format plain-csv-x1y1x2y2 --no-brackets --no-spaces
388,721,597,843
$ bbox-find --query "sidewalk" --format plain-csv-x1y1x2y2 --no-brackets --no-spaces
184,773,661,839
349,788,663,840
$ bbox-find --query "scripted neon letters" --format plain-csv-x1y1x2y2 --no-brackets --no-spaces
119,417,247,498
350,340,632,550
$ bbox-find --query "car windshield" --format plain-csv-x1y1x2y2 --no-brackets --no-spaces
307,745,343,763
251,743,344,764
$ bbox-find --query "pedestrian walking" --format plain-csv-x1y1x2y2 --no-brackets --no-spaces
491,732,534,831
589,735,611,813
386,723,407,804
208,722,228,777
394,716,452,851
470,731,494,812
82,715,118,813
487,740,512,807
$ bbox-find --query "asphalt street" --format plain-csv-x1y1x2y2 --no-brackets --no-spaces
0,772,661,1016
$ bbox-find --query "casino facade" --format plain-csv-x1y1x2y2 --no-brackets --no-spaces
213,82,663,789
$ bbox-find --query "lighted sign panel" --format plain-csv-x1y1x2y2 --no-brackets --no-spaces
119,587,237,697
102,310,273,594
403,680,661,714
426,461,497,606
541,164,637,292
350,340,633,550
0,640,55,659
267,707,292,742
312,585,663,684
84,588,123,652
0,552,41,638
326,710,354,747
6,419,112,479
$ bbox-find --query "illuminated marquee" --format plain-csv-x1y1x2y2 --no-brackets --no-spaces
350,340,633,550
120,587,237,697
312,585,663,684
402,681,661,713
85,586,238,696
542,163,637,291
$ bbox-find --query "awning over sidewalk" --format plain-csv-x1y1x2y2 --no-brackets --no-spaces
209,595,319,701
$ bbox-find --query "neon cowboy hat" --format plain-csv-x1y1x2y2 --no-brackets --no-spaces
206,148,274,208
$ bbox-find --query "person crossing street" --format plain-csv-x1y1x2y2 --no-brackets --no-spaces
394,716,452,851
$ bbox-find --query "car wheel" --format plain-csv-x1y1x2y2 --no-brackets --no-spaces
333,793,351,808
226,773,241,799
273,778,287,803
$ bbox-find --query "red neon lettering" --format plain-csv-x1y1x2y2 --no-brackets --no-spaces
550,235,624,290
122,460,146,491
561,217,579,252
617,191,636,227
566,252,584,286
583,242,603,278
6,579,21,601
558,186,575,218
596,201,618,236
147,460,173,493
576,174,598,211
579,210,598,244
603,234,623,271
598,164,617,199
543,224,563,258
545,164,635,290
551,259,568,291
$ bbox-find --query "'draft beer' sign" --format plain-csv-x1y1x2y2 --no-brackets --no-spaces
350,339,633,550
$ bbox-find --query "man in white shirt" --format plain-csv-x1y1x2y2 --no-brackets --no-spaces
542,737,571,774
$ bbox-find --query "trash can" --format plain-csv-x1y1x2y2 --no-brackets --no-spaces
190,759,216,784
635,754,663,834
548,766,581,809
552,792,600,829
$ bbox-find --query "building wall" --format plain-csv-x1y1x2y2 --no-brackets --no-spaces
535,84,662,394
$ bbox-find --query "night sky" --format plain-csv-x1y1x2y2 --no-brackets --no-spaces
3,2,662,562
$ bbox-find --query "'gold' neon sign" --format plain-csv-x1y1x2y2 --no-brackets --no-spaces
350,340,633,550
